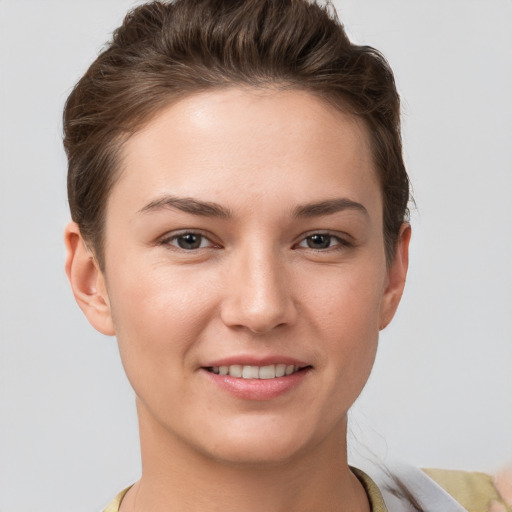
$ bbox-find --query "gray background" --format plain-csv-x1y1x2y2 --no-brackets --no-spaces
1,1,511,510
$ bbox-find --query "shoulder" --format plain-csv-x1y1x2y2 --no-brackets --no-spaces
424,468,505,512
358,461,508,512
103,486,131,512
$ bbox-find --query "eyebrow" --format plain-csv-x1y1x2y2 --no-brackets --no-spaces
138,195,368,219
293,198,369,218
138,195,232,218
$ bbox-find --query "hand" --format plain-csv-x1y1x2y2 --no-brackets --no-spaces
489,466,512,512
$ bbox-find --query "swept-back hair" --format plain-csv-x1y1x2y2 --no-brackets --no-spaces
64,0,409,268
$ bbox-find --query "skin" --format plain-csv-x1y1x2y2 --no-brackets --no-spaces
490,466,512,511
65,88,410,512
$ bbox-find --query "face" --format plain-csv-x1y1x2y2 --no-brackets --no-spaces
69,88,409,466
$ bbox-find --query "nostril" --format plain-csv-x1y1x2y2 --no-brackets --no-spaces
248,321,288,335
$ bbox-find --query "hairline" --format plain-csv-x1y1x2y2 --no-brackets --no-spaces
85,83,393,270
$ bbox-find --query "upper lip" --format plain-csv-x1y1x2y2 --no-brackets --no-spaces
202,355,310,368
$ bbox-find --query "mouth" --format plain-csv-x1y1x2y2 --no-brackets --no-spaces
205,364,310,379
202,360,312,400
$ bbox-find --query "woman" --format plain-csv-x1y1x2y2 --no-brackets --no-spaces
63,1,510,510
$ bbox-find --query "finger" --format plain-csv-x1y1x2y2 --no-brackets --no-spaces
494,467,512,506
488,500,507,512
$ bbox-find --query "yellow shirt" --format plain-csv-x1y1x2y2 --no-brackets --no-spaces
423,468,505,512
102,469,387,512
103,468,507,512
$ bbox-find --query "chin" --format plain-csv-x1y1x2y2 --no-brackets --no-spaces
207,439,309,468
194,418,335,468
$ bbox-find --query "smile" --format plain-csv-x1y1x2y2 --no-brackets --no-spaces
207,364,303,379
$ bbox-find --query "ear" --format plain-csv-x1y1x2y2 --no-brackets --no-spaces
64,222,115,336
379,223,411,330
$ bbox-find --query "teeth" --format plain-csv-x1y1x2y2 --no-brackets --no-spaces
228,364,242,378
242,365,259,379
258,365,276,379
209,364,301,379
275,364,286,377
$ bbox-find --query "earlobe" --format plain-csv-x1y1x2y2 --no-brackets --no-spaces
379,223,411,330
64,222,115,336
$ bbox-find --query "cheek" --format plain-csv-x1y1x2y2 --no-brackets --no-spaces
303,259,385,336
106,260,220,372
302,259,385,388
106,264,224,419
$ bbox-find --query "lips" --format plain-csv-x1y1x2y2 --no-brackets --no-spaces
202,357,311,400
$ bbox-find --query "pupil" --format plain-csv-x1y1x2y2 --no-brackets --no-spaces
178,233,201,249
308,234,330,249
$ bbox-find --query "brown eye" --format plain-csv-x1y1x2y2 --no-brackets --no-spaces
306,234,332,249
164,232,213,250
176,233,202,249
296,233,350,251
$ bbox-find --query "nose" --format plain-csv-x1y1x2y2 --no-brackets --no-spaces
220,246,298,334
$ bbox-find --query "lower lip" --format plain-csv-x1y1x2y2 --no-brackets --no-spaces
202,368,310,401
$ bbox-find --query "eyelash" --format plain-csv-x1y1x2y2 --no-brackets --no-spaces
296,232,352,252
158,230,352,252
158,230,218,251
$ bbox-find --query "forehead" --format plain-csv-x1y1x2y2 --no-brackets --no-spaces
110,87,381,219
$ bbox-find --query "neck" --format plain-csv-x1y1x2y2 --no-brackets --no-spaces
120,400,370,512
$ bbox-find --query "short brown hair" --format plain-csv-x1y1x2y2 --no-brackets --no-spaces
63,0,410,269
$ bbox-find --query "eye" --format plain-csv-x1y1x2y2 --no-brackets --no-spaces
297,233,347,250
161,232,214,250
